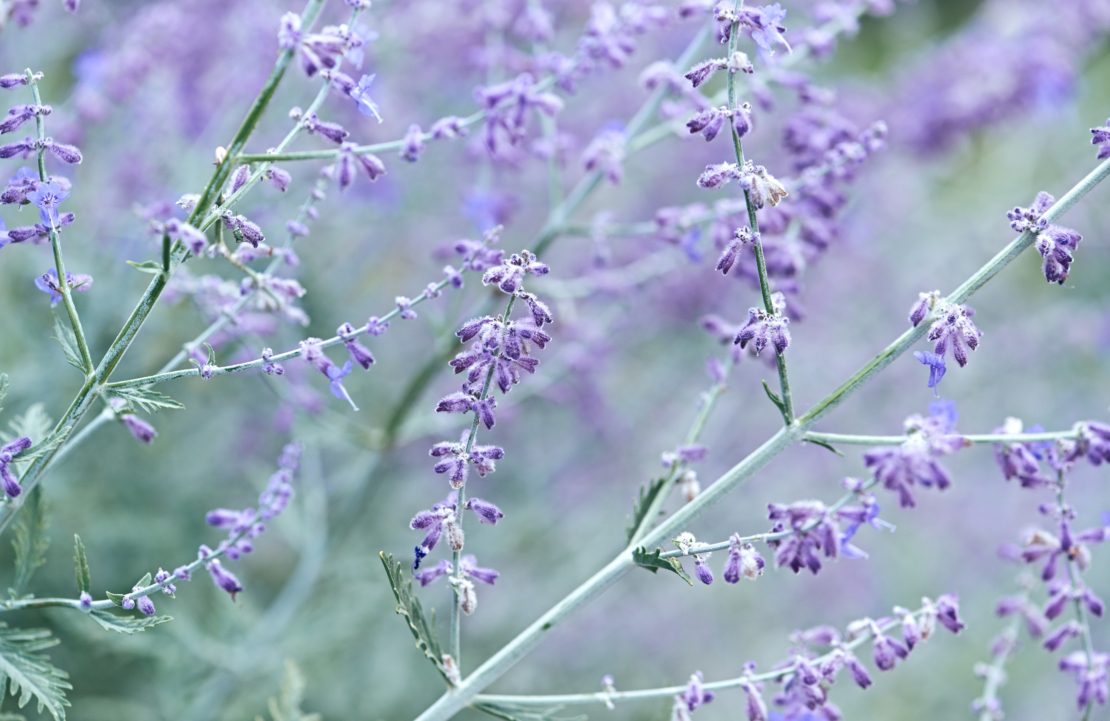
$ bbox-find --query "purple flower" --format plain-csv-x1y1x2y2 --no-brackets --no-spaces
414,558,453,586
723,534,765,583
0,437,32,498
913,351,946,396
863,404,965,508
399,124,425,162
410,491,462,557
464,497,503,525
1059,651,1110,710
734,306,790,356
908,290,940,327
1035,223,1083,285
1091,118,1110,160
204,556,243,600
992,417,1053,488
337,322,375,369
766,501,840,575
0,73,29,89
79,592,92,610
154,568,176,595
299,338,358,410
120,413,157,444
459,554,499,585
26,181,70,226
926,302,981,368
278,12,302,50
679,671,715,713
1007,191,1054,234
261,348,285,376
871,625,909,671
395,296,416,320
737,4,792,55
35,268,93,307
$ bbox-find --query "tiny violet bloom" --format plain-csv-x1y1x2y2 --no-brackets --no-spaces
1090,118,1110,160
78,592,92,611
337,322,375,369
351,74,383,122
155,568,176,595
678,671,715,715
120,413,158,444
35,268,92,307
261,348,285,376
913,351,946,397
26,181,69,226
299,338,359,410
723,534,765,583
396,296,417,320
0,437,32,498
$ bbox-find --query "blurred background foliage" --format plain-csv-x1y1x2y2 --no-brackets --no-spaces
0,0,1109,719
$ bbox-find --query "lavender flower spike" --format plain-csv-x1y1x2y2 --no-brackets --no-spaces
26,181,69,226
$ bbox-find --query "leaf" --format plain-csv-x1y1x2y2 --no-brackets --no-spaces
10,487,48,600
631,546,693,586
125,260,165,276
471,701,586,721
87,610,172,636
2,404,52,447
256,660,322,721
72,535,90,596
104,592,125,608
49,315,84,373
378,552,448,682
624,477,667,547
803,438,845,457
0,712,27,720
761,380,785,413
135,572,151,588
105,388,184,414
0,623,71,720
0,374,9,418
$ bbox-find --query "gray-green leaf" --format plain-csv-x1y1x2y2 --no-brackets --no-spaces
49,315,84,373
125,260,165,276
72,535,90,596
105,388,184,414
471,701,586,721
379,552,448,682
87,610,172,635
0,623,71,720
631,546,693,586
10,487,48,599
624,477,667,547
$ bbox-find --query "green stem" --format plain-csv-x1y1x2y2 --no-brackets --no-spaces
412,154,1110,721
28,77,94,373
974,619,1019,721
473,607,926,708
804,429,1081,446
726,5,793,423
450,293,518,671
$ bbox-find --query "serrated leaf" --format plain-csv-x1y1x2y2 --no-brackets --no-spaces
0,374,9,418
624,477,667,547
378,552,448,682
2,404,52,447
87,610,172,635
0,623,71,720
632,546,693,586
49,315,84,373
104,592,125,608
72,536,90,596
125,260,165,276
10,487,48,600
471,701,586,721
105,388,184,414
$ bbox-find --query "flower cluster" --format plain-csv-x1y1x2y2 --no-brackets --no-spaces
1007,191,1084,284
0,436,32,498
864,400,967,508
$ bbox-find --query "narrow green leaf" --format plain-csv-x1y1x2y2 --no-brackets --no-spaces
105,388,184,414
0,623,71,720
378,552,448,682
104,592,125,608
10,487,48,599
125,260,165,276
625,477,667,546
204,342,216,366
761,379,785,411
72,536,90,596
49,315,84,373
631,546,693,586
0,374,9,418
135,572,152,588
471,701,586,721
803,438,845,457
87,610,172,635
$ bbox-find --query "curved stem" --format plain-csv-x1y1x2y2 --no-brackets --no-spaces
804,429,1081,446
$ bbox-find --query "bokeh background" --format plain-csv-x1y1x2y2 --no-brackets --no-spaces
1,0,1109,719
